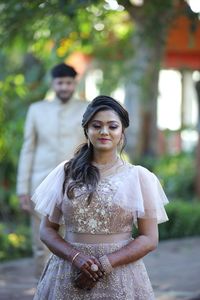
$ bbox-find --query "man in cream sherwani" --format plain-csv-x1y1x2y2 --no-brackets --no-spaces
17,63,87,277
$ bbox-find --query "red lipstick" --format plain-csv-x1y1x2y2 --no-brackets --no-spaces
98,138,111,143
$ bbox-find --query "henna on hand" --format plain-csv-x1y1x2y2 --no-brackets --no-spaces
74,272,97,290
72,253,104,282
73,255,105,290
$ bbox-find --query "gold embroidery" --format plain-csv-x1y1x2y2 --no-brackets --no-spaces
63,178,133,234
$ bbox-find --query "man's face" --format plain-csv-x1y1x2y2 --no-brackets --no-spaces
52,77,76,102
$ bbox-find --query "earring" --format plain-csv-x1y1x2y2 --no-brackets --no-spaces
87,139,90,148
118,135,124,149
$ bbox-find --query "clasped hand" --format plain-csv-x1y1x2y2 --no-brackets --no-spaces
72,252,105,290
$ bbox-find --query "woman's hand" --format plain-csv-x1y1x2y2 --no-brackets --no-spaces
39,216,105,289
72,253,105,282
74,272,97,290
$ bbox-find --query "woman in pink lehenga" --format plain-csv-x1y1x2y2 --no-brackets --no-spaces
32,95,169,300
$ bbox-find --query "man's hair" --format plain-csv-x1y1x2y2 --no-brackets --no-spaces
51,63,77,78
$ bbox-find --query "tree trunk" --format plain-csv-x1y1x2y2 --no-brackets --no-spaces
195,80,200,199
122,0,174,160
124,27,164,159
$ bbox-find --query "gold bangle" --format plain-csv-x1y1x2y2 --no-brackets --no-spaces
71,252,80,264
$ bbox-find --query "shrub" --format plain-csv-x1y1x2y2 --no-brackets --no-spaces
159,200,200,240
0,222,32,261
132,200,200,240
134,152,195,201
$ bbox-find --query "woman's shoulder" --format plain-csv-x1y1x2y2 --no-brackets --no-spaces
54,160,68,171
125,163,157,184
126,162,154,176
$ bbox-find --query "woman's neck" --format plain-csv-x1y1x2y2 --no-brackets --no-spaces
92,151,118,165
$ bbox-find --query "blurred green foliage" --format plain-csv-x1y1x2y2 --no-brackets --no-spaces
132,200,200,240
0,52,48,222
159,200,200,239
0,52,48,263
0,222,32,261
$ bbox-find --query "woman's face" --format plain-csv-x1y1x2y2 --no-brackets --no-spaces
87,109,123,152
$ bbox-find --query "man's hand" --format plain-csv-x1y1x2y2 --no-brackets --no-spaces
19,194,31,213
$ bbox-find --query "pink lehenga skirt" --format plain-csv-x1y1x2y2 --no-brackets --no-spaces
33,239,155,300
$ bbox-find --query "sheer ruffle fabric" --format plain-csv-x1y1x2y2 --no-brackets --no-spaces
113,165,169,226
31,161,169,226
31,160,66,225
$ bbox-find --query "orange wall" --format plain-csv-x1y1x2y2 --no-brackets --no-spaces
164,15,200,69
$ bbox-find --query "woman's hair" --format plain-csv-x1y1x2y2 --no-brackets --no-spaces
63,95,129,203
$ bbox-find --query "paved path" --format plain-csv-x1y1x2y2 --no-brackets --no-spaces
0,237,199,300
144,237,200,300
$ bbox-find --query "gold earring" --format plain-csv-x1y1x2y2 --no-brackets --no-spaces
87,139,90,147
118,136,124,149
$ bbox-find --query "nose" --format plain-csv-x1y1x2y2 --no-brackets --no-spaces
100,127,109,135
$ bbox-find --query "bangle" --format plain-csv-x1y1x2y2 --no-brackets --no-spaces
71,252,80,264
99,255,113,274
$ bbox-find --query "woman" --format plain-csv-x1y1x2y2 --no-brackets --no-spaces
32,95,169,299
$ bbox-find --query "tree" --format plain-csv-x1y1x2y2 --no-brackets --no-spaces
195,80,200,198
0,0,199,161
0,0,200,214
118,0,174,157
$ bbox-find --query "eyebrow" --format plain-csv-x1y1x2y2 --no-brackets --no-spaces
91,120,120,124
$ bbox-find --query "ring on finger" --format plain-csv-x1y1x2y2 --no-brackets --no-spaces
90,263,99,272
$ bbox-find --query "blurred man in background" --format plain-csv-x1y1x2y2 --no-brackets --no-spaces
16,63,87,277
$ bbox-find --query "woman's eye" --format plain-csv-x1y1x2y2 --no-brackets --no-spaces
92,124,118,130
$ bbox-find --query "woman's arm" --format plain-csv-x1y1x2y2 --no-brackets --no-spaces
39,216,104,282
107,218,158,268
39,216,77,261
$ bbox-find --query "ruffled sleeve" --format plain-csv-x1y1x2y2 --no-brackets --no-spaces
134,165,169,225
31,161,67,224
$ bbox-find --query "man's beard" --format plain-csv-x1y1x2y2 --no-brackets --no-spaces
56,91,73,103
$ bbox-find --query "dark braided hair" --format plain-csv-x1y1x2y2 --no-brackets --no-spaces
63,95,129,203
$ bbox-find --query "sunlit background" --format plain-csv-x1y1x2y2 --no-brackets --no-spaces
0,1,200,299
